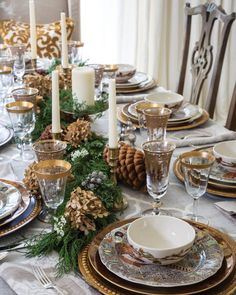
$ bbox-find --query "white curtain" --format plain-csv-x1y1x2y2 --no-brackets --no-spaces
81,0,236,125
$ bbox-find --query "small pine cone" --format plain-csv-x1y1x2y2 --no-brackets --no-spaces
104,142,146,190
64,119,91,148
23,162,40,195
39,124,67,140
64,187,108,233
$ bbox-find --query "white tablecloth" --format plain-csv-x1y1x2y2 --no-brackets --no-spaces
0,111,235,295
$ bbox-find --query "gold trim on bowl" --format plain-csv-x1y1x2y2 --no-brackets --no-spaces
79,218,236,295
5,101,34,113
135,101,161,114
33,159,71,180
0,65,12,75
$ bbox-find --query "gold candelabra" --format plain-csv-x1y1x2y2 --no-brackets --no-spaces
62,67,71,90
31,59,37,72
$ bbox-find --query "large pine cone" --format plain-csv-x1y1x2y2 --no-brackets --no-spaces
23,162,40,196
104,143,146,190
64,119,91,148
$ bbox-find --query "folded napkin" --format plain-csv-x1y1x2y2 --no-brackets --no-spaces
215,201,236,216
0,277,16,295
170,131,236,148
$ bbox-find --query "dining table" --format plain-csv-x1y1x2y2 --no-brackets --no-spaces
0,91,235,295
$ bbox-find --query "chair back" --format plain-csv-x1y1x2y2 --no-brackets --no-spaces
177,2,235,118
225,82,236,131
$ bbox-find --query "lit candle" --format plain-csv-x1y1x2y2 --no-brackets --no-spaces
60,12,69,68
51,70,61,133
108,79,118,148
72,66,95,105
29,0,37,59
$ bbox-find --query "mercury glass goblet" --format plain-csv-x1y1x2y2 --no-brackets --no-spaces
33,160,71,222
143,107,171,141
180,151,215,223
33,140,67,161
6,101,35,161
142,140,176,215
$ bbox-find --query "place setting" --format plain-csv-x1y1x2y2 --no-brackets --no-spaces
117,91,209,131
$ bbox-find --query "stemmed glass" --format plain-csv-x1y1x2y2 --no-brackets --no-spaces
0,66,13,109
33,160,71,222
5,101,35,161
142,140,176,215
13,53,25,85
180,151,215,223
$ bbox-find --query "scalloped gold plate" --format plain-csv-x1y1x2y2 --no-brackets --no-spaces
78,218,236,295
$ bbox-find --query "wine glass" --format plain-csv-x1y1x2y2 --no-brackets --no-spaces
180,151,215,223
0,65,13,109
13,53,25,85
5,101,35,161
33,160,71,222
142,140,176,215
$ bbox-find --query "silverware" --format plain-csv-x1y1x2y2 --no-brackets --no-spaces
32,265,66,295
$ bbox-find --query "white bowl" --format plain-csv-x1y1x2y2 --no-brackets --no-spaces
213,141,236,172
127,216,195,265
145,91,183,112
116,64,136,83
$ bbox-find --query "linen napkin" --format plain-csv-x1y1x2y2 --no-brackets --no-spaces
170,131,236,148
215,201,236,216
0,277,17,295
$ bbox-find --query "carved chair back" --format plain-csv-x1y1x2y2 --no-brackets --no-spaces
177,2,235,118
225,82,236,131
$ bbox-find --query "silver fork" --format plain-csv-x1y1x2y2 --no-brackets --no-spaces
32,265,65,295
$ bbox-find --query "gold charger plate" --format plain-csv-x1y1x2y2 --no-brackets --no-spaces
0,180,41,238
174,157,236,198
116,79,157,94
0,179,31,227
78,218,236,295
117,107,209,131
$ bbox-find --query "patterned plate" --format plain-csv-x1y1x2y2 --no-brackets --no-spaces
98,224,223,287
0,181,21,220
80,218,236,295
116,79,157,94
0,124,13,147
116,72,149,88
0,179,31,227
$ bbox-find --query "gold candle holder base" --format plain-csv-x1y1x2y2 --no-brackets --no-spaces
62,67,71,90
51,132,62,140
31,59,37,72
113,194,128,212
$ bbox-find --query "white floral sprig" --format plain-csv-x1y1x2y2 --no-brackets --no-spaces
71,148,89,162
53,216,67,239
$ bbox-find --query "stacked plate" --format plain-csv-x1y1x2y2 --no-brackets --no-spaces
116,72,157,94
118,101,209,131
79,218,236,295
0,179,41,238
174,146,236,198
0,124,13,147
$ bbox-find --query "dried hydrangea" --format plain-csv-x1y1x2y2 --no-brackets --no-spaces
71,148,89,162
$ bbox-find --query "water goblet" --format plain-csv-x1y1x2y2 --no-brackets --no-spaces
0,66,13,108
33,160,71,222
5,101,35,161
13,53,25,85
180,151,215,223
143,107,171,141
142,140,176,215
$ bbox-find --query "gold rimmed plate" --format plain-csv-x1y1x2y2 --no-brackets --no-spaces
116,79,157,94
0,179,31,227
79,218,236,295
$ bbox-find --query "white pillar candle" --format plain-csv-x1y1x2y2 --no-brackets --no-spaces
51,70,61,133
108,79,118,148
60,12,69,68
72,66,95,106
29,0,37,59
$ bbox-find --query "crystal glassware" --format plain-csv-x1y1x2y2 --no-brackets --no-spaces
101,64,118,94
0,66,13,107
142,140,176,215
143,107,171,141
11,87,39,111
5,101,35,161
180,151,215,223
13,53,25,85
33,159,71,222
88,64,105,97
33,140,67,161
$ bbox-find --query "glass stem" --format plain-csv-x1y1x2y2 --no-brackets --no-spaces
19,138,25,160
192,198,199,221
152,200,161,215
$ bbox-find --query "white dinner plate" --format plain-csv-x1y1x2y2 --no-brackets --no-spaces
116,72,149,88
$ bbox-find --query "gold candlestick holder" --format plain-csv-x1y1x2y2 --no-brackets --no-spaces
62,67,71,90
31,59,37,72
108,145,128,211
51,131,62,140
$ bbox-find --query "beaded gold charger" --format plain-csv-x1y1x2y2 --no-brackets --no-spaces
78,218,236,295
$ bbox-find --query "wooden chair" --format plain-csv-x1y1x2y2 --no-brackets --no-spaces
177,2,235,118
225,82,236,131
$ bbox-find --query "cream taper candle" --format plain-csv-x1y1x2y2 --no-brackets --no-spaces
29,0,37,59
108,79,118,148
60,12,69,68
72,66,95,105
51,70,61,133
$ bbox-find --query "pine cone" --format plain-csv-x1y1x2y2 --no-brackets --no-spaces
24,73,51,97
39,124,67,140
64,119,91,148
64,187,108,234
104,142,146,190
23,162,40,195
